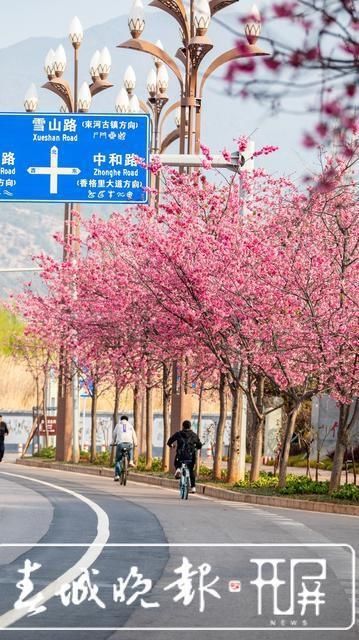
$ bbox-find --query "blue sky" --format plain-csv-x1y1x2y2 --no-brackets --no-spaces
0,0,135,48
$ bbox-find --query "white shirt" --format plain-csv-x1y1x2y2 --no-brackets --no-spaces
112,420,138,446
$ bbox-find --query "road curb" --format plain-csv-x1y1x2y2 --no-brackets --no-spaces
15,458,359,516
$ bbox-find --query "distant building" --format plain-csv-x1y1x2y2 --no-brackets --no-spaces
311,395,359,457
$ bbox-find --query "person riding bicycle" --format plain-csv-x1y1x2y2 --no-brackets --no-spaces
112,415,137,481
167,420,202,493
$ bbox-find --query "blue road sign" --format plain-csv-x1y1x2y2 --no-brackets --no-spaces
0,113,150,204
79,377,94,398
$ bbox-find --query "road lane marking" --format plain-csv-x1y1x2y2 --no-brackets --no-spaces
0,471,110,629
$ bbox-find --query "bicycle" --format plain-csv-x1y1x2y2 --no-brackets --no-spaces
112,444,132,486
178,460,192,500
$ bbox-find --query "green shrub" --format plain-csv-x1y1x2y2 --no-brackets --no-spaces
331,484,359,502
34,446,55,459
280,476,329,495
79,450,90,462
198,464,213,478
151,457,162,472
136,455,146,471
92,451,111,466
133,455,163,472
320,458,333,470
234,471,278,490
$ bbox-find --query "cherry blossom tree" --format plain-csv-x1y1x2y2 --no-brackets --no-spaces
11,145,358,491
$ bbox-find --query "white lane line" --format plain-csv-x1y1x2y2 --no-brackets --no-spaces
0,471,110,630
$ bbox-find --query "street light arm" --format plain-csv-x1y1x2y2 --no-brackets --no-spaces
140,100,151,114
199,44,269,97
89,78,114,98
209,0,239,16
159,100,180,139
42,79,74,112
175,47,187,67
118,39,184,91
149,0,189,42
160,128,180,153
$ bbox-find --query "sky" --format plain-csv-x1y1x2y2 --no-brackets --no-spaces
0,0,318,180
0,0,136,48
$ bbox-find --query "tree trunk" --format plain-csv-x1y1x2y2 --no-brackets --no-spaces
90,384,98,463
110,383,120,467
133,384,140,464
162,363,171,471
140,389,146,456
250,415,265,483
352,449,357,486
42,371,49,448
329,403,351,492
113,383,120,430
195,382,204,476
145,378,153,470
278,402,300,488
249,374,265,482
213,372,227,481
227,384,243,484
315,432,320,482
306,444,312,479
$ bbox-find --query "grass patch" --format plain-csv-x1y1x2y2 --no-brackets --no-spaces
33,446,56,459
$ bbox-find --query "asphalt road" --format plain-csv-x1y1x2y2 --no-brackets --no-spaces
0,457,358,640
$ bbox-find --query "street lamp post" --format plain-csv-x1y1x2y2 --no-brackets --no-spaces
117,56,182,209
25,16,113,463
118,0,268,464
114,61,185,466
116,60,182,157
119,0,266,155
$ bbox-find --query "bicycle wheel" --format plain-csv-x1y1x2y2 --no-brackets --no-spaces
180,472,189,500
184,475,189,500
180,481,187,499
121,455,128,486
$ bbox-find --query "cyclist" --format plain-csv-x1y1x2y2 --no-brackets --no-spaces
167,420,202,493
112,415,137,481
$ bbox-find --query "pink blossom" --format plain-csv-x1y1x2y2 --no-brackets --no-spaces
272,2,297,17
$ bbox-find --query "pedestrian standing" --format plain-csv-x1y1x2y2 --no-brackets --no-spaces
0,415,9,462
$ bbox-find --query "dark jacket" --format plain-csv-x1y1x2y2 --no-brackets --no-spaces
167,429,202,462
0,421,9,443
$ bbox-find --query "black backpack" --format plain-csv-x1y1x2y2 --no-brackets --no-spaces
177,431,197,460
